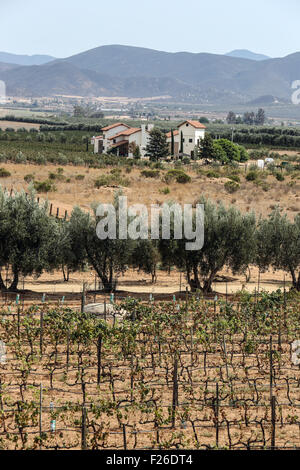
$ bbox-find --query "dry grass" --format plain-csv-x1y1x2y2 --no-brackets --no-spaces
1,161,300,217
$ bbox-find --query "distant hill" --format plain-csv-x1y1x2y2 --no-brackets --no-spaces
0,52,55,66
0,45,299,104
61,45,254,84
0,62,18,73
226,49,271,61
247,95,284,105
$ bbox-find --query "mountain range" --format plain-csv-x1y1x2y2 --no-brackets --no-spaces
0,51,55,66
0,45,297,105
225,49,270,61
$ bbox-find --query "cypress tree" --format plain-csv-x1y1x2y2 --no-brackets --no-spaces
171,130,175,157
145,128,169,162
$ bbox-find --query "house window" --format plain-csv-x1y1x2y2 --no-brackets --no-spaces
186,123,189,127
189,138,193,143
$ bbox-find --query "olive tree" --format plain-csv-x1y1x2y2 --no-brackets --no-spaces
160,198,256,293
131,240,160,284
56,218,87,282
68,195,134,292
0,188,59,291
256,209,300,291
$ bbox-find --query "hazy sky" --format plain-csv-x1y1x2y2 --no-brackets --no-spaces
0,0,299,58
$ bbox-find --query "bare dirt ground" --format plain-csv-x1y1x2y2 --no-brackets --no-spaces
0,121,40,131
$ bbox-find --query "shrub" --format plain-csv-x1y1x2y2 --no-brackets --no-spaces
224,181,240,193
75,174,85,181
176,172,191,184
228,174,241,183
141,169,160,178
48,171,65,181
206,170,220,179
246,171,258,181
34,180,56,193
164,169,191,184
0,168,11,177
275,172,285,181
13,151,27,164
159,187,170,195
24,174,35,183
95,174,130,188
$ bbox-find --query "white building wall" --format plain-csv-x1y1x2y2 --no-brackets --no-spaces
178,123,205,156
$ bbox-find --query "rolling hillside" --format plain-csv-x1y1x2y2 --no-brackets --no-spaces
0,45,299,104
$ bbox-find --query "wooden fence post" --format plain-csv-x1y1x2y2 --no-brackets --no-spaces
270,336,273,401
215,382,219,448
40,310,44,356
81,405,87,450
81,283,86,314
97,335,102,386
271,396,276,450
49,203,53,216
123,424,127,450
39,383,43,449
17,307,20,340
172,353,179,428
66,330,70,371
185,287,188,313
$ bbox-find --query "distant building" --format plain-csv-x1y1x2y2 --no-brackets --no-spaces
93,119,206,159
93,122,153,157
177,120,206,157
166,130,179,156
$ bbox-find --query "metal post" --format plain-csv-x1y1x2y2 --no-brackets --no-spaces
39,383,43,448
215,383,219,448
81,406,87,450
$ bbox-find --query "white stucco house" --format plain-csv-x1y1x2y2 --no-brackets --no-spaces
93,122,153,157
165,120,206,157
178,120,206,157
93,119,206,159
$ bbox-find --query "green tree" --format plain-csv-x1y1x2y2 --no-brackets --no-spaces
213,139,248,163
0,188,58,291
179,131,184,154
160,199,256,293
68,194,134,291
200,133,214,160
131,240,160,283
226,112,237,124
171,130,175,157
255,108,266,125
56,218,87,282
145,128,169,162
199,116,210,124
256,209,300,291
133,145,141,159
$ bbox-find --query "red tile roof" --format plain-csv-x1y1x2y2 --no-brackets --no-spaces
108,128,141,140
166,130,179,138
101,122,130,131
110,140,129,149
178,120,206,129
